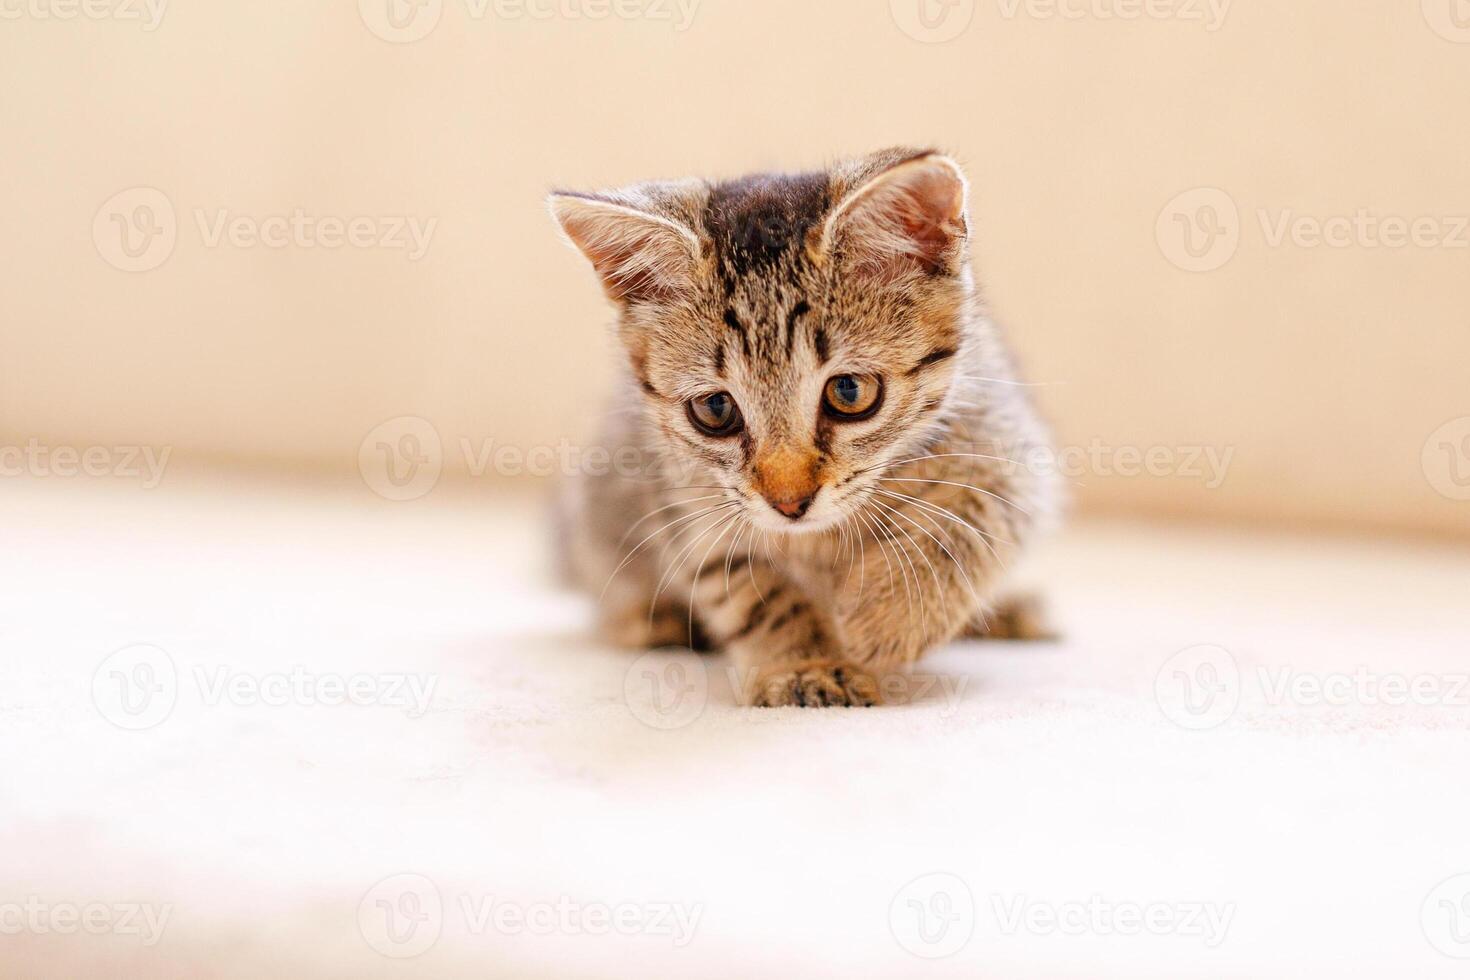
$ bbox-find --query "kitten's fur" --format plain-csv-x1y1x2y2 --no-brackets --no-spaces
550,147,1057,707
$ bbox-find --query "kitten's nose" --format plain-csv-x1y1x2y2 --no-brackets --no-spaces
768,492,815,520
754,446,821,521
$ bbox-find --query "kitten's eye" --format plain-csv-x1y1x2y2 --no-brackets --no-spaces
823,374,883,420
687,392,743,437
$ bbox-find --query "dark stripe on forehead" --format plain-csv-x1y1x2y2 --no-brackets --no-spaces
712,342,726,377
908,347,957,374
723,309,752,358
813,326,830,365
705,171,831,289
784,300,811,354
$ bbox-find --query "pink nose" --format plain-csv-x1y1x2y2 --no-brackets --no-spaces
769,494,814,519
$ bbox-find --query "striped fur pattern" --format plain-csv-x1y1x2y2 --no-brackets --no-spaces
550,148,1058,707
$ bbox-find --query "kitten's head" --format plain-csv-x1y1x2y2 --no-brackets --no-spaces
550,148,974,534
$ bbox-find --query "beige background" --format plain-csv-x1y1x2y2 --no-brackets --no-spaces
2,0,1468,537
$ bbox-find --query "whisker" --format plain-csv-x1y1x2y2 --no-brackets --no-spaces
874,487,1011,575
869,507,919,626
614,493,728,553
875,488,958,549
748,530,768,605
872,487,1011,547
955,375,1060,388
838,515,857,586
874,495,983,613
830,519,844,571
724,519,750,602
600,502,739,600
652,510,738,618
853,505,897,600
657,510,711,565
872,500,938,632
842,451,1027,489
893,502,987,631
877,452,1019,470
685,512,743,637
877,477,1031,517
883,509,926,631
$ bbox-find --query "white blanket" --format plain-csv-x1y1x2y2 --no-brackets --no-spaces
3,479,1468,978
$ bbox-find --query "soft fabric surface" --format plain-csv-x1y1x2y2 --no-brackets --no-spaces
3,477,1468,978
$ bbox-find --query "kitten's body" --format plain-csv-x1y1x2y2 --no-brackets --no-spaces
553,148,1057,706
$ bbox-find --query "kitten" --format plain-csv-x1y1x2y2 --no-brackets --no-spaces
549,147,1058,707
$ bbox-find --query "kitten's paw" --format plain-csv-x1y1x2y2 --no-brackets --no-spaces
751,659,880,708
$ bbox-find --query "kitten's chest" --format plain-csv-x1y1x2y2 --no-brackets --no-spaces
773,535,843,605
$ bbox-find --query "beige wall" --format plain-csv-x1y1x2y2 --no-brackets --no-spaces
2,0,1468,537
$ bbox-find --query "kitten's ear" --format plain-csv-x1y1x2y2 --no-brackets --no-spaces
816,151,970,279
548,192,701,304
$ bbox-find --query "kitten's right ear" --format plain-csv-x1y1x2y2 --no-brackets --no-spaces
548,192,701,304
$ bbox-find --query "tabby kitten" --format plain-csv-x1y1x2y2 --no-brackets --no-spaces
550,147,1056,707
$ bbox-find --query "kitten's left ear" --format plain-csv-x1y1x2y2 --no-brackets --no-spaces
815,151,970,279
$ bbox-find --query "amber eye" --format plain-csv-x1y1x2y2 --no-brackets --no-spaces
823,374,883,420
687,392,743,437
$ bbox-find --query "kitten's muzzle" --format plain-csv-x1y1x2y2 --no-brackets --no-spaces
754,446,822,522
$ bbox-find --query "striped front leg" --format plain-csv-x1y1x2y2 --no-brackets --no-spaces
690,554,879,707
